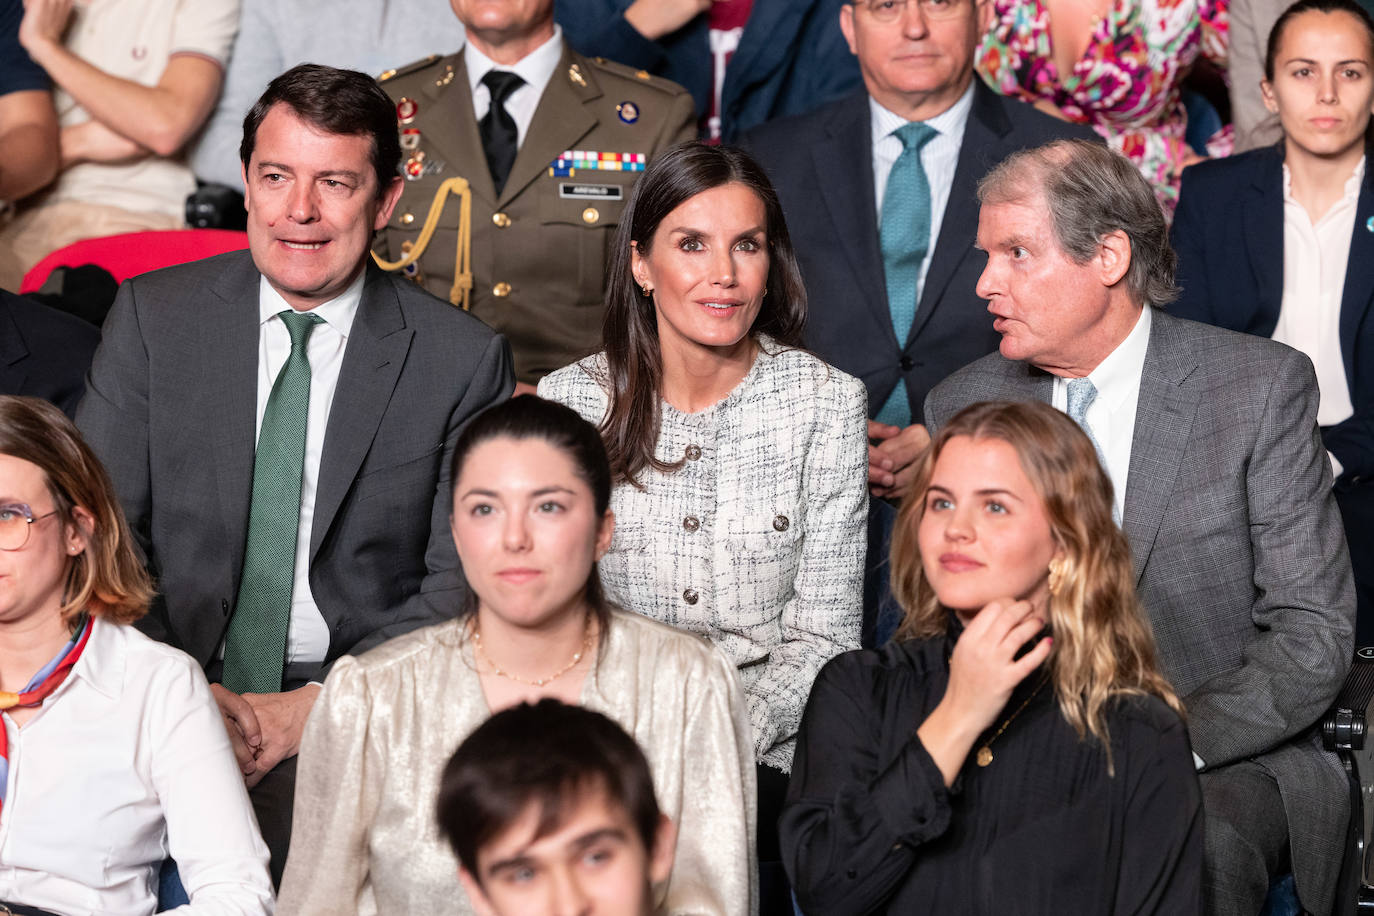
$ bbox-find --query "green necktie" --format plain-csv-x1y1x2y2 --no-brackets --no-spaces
222,310,322,694
875,120,938,427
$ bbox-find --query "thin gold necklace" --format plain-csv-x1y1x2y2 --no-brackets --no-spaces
976,676,1048,767
471,620,593,687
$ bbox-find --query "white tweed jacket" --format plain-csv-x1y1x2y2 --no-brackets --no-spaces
539,340,868,771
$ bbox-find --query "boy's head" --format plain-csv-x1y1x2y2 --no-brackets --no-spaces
437,700,677,916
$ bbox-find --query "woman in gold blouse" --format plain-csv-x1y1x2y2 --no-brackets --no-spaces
277,397,756,916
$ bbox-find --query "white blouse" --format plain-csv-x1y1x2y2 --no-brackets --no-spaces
0,618,273,916
540,341,869,771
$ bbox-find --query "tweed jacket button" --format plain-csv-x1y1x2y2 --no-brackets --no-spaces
492,212,511,228
493,282,512,297
683,588,699,605
684,444,702,460
683,515,700,531
773,515,790,532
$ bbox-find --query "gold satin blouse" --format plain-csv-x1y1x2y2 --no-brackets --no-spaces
277,609,757,915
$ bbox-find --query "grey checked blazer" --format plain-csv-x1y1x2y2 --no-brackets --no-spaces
76,250,514,675
925,309,1355,916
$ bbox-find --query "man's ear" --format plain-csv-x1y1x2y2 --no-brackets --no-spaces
1097,229,1132,288
458,867,499,916
648,814,678,886
374,176,405,229
839,3,859,56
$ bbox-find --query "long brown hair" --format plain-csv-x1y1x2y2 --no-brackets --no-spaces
890,401,1181,763
600,142,806,486
0,396,153,626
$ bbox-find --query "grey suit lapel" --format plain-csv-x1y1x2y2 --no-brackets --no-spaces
812,97,892,344
206,257,262,577
0,299,30,396
1122,311,1202,584
311,267,414,560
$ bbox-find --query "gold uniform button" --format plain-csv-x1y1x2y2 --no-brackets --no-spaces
492,212,511,228
581,207,600,224
683,588,699,605
683,516,700,532
399,212,415,226
635,70,651,80
493,282,512,297
773,515,790,532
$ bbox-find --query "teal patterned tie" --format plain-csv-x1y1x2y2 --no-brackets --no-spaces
222,310,322,694
876,121,938,426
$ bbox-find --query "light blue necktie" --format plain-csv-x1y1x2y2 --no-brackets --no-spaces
222,310,322,694
876,121,938,427
1065,377,1120,519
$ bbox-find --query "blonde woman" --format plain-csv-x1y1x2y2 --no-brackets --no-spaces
781,400,1202,915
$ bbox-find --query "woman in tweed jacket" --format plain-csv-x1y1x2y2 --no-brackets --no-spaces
539,142,868,907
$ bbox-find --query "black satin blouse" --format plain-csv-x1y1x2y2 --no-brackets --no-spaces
781,635,1203,915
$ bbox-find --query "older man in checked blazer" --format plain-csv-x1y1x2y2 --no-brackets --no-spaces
924,140,1355,916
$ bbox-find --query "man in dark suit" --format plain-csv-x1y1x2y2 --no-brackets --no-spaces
742,0,1094,641
0,289,99,418
926,139,1354,916
76,65,513,880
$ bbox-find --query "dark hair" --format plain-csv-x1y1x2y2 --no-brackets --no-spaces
448,397,614,631
239,64,401,197
978,139,1179,307
1265,0,1374,79
601,142,807,486
0,396,153,625
436,699,662,880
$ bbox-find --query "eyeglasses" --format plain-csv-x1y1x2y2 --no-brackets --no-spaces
853,0,969,22
0,503,59,552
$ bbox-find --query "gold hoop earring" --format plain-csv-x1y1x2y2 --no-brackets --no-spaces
1047,557,1066,597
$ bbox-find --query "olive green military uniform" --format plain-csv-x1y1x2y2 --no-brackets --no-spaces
376,47,695,383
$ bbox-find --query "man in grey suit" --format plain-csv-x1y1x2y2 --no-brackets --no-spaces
76,65,513,879
925,139,1354,916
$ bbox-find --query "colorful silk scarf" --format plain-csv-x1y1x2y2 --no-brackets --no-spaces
0,616,94,812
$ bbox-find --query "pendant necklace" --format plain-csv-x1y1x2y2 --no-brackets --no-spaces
976,676,1048,767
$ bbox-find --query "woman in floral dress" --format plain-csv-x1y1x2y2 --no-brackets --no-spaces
976,0,1228,214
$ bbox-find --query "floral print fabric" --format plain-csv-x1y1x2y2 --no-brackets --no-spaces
976,0,1228,214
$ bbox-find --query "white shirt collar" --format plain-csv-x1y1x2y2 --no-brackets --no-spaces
257,268,365,337
67,617,121,701
1087,304,1152,410
1282,155,1365,206
869,81,975,150
464,24,564,99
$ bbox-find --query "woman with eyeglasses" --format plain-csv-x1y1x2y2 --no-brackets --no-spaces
0,396,272,916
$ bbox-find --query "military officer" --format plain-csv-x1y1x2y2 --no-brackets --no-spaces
375,0,695,388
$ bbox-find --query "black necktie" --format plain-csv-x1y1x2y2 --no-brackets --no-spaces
480,70,524,195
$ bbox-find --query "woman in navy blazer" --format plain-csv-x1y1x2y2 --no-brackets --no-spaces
1171,0,1374,641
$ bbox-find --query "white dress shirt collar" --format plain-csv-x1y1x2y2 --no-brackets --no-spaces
257,268,365,337
868,82,975,153
1086,303,1152,416
465,25,564,148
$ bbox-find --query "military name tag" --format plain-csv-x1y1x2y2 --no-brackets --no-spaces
559,183,624,201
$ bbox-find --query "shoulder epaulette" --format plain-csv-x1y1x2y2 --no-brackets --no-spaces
378,54,443,83
583,55,689,98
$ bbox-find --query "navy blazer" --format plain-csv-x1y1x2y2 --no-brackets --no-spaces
556,0,861,143
742,83,1098,423
0,290,99,419
1172,145,1374,478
